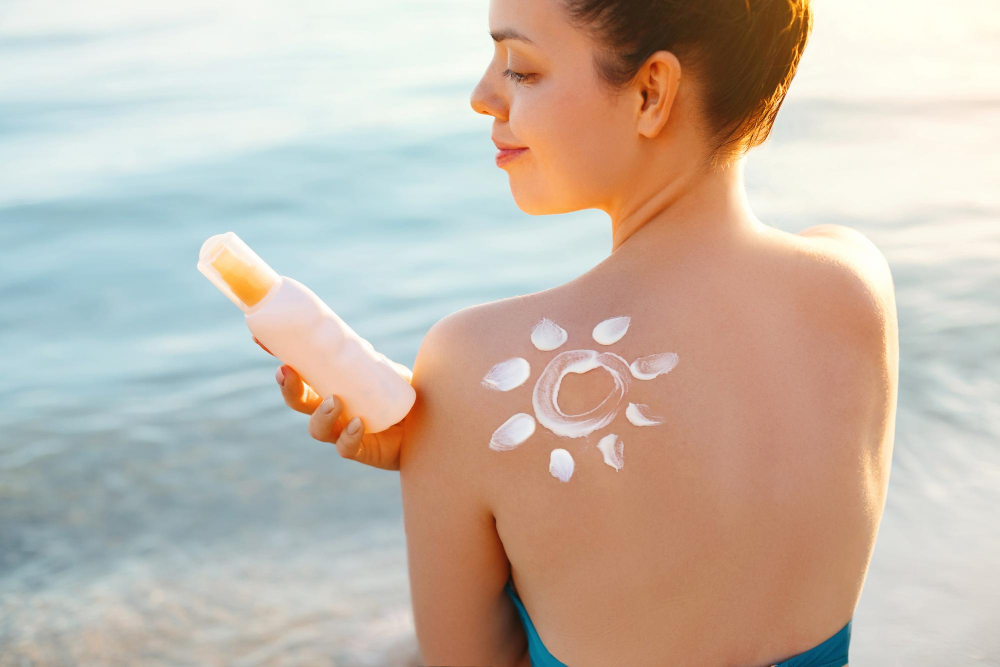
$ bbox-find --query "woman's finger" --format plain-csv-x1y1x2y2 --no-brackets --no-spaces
278,365,323,414
307,394,345,443
335,415,366,460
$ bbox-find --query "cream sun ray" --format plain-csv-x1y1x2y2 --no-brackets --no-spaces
531,317,568,351
481,357,531,391
489,413,536,451
625,402,666,426
592,315,631,345
629,352,679,380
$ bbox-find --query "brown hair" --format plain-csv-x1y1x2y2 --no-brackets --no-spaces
559,0,814,168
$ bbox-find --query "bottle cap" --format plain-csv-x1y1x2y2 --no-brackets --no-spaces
197,231,280,313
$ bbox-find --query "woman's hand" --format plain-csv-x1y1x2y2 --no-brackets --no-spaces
254,335,409,471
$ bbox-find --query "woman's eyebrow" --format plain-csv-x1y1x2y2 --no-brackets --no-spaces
489,27,535,45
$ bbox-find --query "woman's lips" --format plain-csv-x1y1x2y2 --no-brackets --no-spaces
496,147,528,167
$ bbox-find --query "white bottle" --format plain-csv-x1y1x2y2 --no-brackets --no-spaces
197,231,416,434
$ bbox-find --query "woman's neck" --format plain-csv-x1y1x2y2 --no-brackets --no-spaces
607,155,765,257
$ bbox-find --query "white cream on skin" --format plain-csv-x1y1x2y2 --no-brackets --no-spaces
481,357,531,391
489,412,536,451
531,317,568,351
625,402,666,426
597,433,624,471
484,315,679,481
629,352,679,380
549,448,575,482
531,349,632,438
592,316,631,345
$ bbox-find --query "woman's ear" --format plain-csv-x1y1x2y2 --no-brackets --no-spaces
635,50,682,139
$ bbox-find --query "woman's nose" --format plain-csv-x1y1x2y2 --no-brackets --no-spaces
470,75,505,119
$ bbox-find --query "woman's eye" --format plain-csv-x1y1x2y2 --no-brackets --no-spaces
502,68,533,85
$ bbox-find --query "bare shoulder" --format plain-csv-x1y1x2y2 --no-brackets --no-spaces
787,223,899,351
400,305,483,468
755,224,901,446
796,223,897,310
411,297,527,397
776,223,900,460
400,297,531,487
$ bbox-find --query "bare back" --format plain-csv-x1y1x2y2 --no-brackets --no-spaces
463,225,898,666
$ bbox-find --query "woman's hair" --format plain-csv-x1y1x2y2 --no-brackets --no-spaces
560,0,814,168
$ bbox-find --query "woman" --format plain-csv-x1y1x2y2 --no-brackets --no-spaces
262,0,899,664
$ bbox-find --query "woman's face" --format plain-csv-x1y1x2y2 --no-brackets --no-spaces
469,0,641,215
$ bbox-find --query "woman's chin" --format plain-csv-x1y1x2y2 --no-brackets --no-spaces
509,185,577,216
511,193,554,216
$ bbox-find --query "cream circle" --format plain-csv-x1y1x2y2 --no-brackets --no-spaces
531,349,632,438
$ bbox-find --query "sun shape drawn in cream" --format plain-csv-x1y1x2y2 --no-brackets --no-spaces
481,316,679,483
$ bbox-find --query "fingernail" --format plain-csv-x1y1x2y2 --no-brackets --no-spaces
321,396,335,414
347,416,361,434
275,366,286,386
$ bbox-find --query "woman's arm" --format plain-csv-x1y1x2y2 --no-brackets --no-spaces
399,312,529,667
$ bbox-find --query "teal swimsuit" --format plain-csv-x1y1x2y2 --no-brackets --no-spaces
504,578,851,667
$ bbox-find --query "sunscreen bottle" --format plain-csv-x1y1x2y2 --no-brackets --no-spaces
197,231,416,434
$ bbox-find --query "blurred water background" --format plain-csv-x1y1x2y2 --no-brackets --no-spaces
1,0,998,665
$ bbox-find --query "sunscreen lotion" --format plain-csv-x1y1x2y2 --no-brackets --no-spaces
197,231,416,433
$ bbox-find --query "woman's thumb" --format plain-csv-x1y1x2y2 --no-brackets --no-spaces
336,416,366,460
